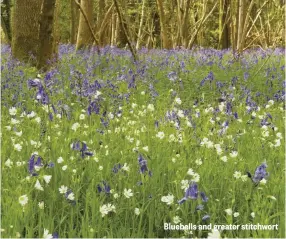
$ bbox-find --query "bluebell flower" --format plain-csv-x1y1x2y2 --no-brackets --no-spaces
200,192,209,202
28,154,43,176
71,140,93,158
247,163,269,185
52,232,59,238
97,181,111,194
112,163,122,173
202,215,210,221
138,154,148,174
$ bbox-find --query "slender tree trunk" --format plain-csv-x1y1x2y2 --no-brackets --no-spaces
11,0,42,64
1,0,12,43
70,0,79,44
156,0,172,49
37,0,57,70
182,0,191,48
76,0,94,50
237,0,246,51
136,0,147,50
218,0,230,49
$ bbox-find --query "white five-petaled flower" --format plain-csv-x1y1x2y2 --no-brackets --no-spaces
67,192,75,201
38,201,45,209
59,185,68,194
71,122,80,131
208,229,221,238
251,212,255,218
9,107,17,116
19,195,28,206
122,163,130,172
233,212,240,217
147,104,155,112
233,171,242,179
123,188,133,198
230,151,238,158
225,208,232,215
99,204,116,217
5,158,13,168
173,216,181,224
134,208,140,215
43,175,52,184
175,97,182,105
161,194,174,205
43,229,53,239
156,131,165,139
14,143,22,152
35,180,44,191
57,157,64,164
220,156,228,162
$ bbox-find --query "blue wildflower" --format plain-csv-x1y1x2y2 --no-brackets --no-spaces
138,154,148,174
97,181,111,194
202,215,211,221
200,192,209,202
247,163,269,185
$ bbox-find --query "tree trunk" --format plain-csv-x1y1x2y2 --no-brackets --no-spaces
11,0,43,64
76,0,94,50
37,0,57,70
136,0,147,50
1,0,12,43
156,0,172,49
218,0,230,49
70,0,79,44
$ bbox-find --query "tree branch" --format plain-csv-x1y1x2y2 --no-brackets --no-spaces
113,0,138,61
74,0,100,54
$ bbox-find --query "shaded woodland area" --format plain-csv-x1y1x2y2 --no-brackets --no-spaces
0,0,285,69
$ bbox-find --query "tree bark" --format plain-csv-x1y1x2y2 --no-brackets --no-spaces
1,0,12,43
70,0,79,44
37,0,57,70
156,0,172,49
76,0,94,50
11,0,43,64
136,0,147,50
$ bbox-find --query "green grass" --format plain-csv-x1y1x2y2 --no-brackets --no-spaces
1,45,285,238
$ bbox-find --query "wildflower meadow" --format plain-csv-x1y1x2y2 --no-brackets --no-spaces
1,45,285,238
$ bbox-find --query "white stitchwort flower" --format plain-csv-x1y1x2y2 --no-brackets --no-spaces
195,158,203,165
79,114,85,120
38,201,45,209
233,212,240,217
123,188,133,198
233,171,242,179
67,192,75,201
5,158,13,168
134,208,140,215
99,204,116,217
14,143,22,152
122,163,130,172
71,122,80,131
251,212,255,218
260,178,267,185
59,185,68,194
43,229,53,239
57,157,64,164
9,107,17,116
230,151,238,158
225,208,232,215
35,180,44,191
43,175,52,184
220,156,228,162
173,216,181,224
174,97,182,105
161,194,174,205
62,165,68,171
208,229,221,239
19,195,28,206
156,131,165,139
147,104,155,111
